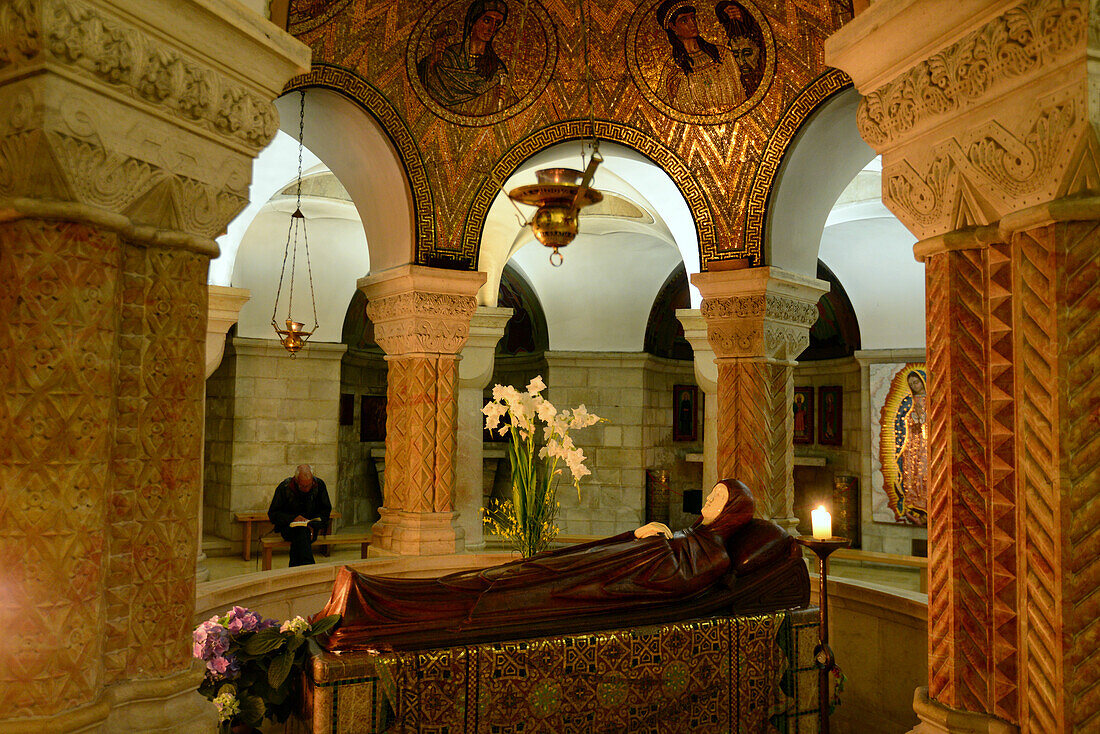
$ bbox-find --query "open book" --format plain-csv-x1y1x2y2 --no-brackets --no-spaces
289,518,321,528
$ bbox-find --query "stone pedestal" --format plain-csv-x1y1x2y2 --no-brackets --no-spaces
360,265,486,555
456,307,513,550
198,286,251,582
0,0,309,728
677,309,719,491
828,2,1100,730
691,268,826,531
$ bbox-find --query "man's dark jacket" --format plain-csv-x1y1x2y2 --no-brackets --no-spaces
268,476,332,532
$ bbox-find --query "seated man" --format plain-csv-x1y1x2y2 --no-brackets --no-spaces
267,464,332,567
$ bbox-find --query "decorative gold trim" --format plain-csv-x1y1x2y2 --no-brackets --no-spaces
734,68,850,266
284,65,437,265
404,0,558,128
625,0,776,126
461,120,715,268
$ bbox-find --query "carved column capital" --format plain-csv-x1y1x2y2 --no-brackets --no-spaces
826,0,1096,240
360,265,487,357
206,286,250,379
0,0,310,243
692,267,827,364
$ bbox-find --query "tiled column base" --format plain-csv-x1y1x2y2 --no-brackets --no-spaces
370,509,465,555
910,688,1018,734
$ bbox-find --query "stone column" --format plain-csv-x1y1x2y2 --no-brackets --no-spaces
360,265,487,555
828,2,1100,731
197,286,251,581
456,307,512,550
677,309,719,491
0,1,308,729
691,268,826,531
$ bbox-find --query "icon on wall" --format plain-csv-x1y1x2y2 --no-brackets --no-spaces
626,0,775,124
407,0,557,126
872,363,929,527
818,385,842,446
360,395,387,442
672,384,699,442
793,386,814,444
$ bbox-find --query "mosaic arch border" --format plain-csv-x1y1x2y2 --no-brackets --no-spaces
283,65,436,263
461,120,715,268
736,68,851,263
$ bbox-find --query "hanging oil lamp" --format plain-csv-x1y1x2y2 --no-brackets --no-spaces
506,0,603,267
271,89,319,355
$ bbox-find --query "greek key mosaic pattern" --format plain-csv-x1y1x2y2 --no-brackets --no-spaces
287,0,847,269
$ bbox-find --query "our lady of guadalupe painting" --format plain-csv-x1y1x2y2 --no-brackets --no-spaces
871,363,929,527
626,0,774,124
407,0,557,126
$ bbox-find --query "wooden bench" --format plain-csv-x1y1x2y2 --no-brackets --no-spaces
260,532,372,571
233,510,343,561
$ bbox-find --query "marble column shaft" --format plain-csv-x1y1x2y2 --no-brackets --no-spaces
0,0,309,728
361,265,486,555
691,267,826,529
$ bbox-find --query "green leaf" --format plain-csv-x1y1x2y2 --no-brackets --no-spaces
267,649,295,690
286,634,305,653
308,613,342,637
238,693,266,726
242,627,285,656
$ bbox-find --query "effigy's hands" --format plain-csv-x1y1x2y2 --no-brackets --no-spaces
634,522,673,539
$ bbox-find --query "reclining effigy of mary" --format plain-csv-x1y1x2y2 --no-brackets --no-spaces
294,480,817,733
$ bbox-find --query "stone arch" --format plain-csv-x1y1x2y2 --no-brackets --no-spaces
284,64,435,269
462,120,714,269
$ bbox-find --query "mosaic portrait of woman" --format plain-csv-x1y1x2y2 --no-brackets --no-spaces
627,0,773,124
408,0,557,125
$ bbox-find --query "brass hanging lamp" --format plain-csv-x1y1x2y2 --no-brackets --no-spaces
507,0,603,266
271,89,319,355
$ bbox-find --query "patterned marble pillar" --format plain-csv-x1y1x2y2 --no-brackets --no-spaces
457,307,513,550
691,268,826,531
361,265,487,555
828,1,1100,730
0,1,308,729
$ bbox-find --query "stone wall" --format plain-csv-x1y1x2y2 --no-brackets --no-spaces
642,358,703,530
202,337,346,543
542,352,698,537
204,336,238,540
337,349,387,527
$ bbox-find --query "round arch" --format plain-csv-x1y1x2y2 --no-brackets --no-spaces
462,120,715,270
764,80,875,276
284,65,432,271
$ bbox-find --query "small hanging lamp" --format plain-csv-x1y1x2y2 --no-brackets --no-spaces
271,89,319,355
507,0,603,266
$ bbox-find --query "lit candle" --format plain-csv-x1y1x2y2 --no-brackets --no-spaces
811,506,832,540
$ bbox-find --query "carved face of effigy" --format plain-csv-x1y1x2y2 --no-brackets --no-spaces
700,482,729,525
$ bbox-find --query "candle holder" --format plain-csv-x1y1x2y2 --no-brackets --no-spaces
796,535,850,734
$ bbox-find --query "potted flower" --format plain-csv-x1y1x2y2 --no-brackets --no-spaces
482,376,601,557
193,606,340,733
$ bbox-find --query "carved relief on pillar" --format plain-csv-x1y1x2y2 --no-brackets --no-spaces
828,0,1098,240
1010,219,1100,733
715,360,793,523
0,219,117,716
699,292,821,363
367,292,478,355
922,247,996,714
0,0,310,241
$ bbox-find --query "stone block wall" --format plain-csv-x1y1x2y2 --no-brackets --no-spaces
202,337,346,543
338,349,387,527
204,336,237,540
642,357,703,530
539,353,699,537
792,357,862,542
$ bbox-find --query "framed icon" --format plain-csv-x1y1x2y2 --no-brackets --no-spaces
818,385,843,446
793,386,814,444
673,384,699,442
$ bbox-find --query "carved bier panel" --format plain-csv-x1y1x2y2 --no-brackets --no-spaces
715,360,793,522
923,247,994,712
0,219,118,716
